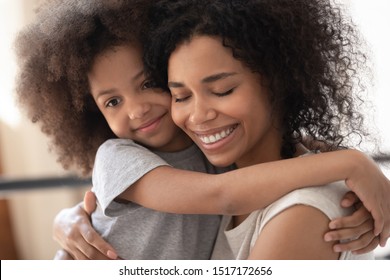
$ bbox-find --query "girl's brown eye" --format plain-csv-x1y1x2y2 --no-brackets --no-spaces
142,80,158,89
106,98,120,107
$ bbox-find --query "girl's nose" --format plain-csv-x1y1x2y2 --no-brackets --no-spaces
127,99,152,120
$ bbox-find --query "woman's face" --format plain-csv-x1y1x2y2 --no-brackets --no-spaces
88,44,191,152
168,36,282,167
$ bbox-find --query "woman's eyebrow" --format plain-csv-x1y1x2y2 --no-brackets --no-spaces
167,81,184,88
168,72,237,88
201,72,237,83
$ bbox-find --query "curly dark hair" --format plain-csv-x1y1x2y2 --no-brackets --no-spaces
144,0,370,159
14,0,153,176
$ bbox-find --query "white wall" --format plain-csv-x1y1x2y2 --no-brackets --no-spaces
343,0,390,154
343,0,390,258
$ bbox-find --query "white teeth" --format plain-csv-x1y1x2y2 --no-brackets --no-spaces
199,126,235,144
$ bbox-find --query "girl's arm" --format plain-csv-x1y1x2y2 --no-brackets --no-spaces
119,149,389,237
53,149,388,259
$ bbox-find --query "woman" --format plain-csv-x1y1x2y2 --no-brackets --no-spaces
142,0,388,259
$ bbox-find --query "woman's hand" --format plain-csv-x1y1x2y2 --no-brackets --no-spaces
324,192,379,254
54,249,74,260
344,152,390,247
52,191,118,260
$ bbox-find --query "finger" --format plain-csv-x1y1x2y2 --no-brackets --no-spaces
371,206,384,237
379,208,390,247
329,207,371,229
84,191,97,215
379,236,388,247
79,223,118,259
53,249,74,260
63,224,98,260
379,230,389,247
333,230,376,253
82,245,113,260
64,244,90,260
325,219,373,242
340,191,359,208
69,249,90,260
351,237,380,255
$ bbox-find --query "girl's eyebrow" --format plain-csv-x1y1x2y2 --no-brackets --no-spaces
168,72,237,88
94,88,117,99
93,69,145,98
132,69,145,82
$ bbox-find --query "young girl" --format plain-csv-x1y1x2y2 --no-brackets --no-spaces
141,0,389,259
15,0,389,259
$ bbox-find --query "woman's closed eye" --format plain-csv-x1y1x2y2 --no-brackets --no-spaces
213,87,235,97
173,95,190,103
172,87,235,103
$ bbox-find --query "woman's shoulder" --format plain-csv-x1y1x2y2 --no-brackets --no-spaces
264,181,351,223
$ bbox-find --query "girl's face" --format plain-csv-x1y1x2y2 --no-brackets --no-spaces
88,44,191,152
168,36,282,167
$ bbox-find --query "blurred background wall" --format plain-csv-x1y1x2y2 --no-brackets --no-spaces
0,0,89,259
0,0,389,259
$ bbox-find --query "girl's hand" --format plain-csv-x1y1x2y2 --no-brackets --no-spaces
324,192,379,254
344,152,390,247
52,191,118,260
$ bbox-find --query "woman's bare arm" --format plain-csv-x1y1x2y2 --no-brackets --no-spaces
248,205,339,259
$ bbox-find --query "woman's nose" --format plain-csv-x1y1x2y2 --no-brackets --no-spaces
188,98,217,125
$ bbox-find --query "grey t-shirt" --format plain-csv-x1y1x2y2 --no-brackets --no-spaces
91,139,228,259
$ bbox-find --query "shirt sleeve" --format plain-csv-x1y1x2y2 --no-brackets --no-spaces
91,139,170,216
259,181,352,232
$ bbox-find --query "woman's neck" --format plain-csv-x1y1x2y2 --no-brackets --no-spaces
235,128,283,168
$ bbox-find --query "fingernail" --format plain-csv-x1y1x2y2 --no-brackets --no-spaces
107,250,118,259
334,246,341,253
324,235,332,242
329,223,337,229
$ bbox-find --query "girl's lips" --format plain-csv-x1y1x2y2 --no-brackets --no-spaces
136,115,165,133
